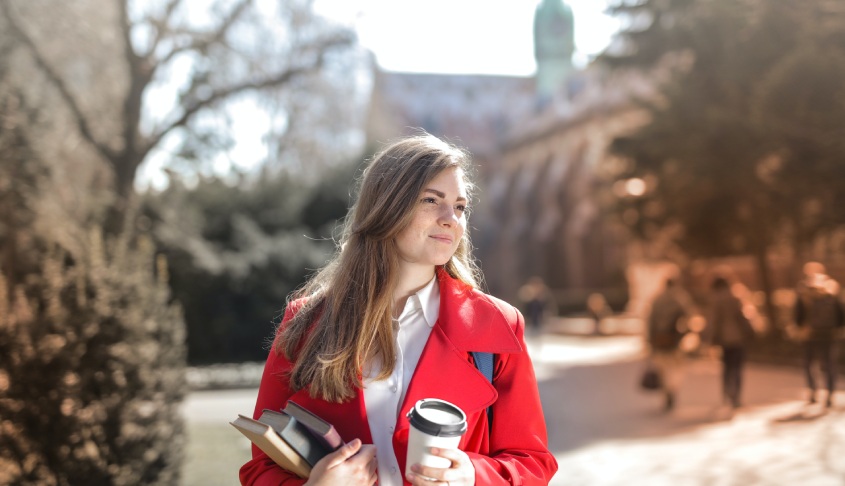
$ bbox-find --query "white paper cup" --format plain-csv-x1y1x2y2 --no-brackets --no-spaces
405,399,467,478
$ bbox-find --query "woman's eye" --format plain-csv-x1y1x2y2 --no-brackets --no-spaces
421,197,437,204
456,204,467,213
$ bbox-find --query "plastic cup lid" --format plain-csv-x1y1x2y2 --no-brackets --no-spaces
406,398,467,437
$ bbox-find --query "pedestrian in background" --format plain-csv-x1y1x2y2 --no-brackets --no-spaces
519,276,550,334
794,261,845,407
587,292,611,336
240,134,557,486
705,276,756,409
646,277,690,412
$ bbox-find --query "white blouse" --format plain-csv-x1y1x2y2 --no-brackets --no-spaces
363,276,440,486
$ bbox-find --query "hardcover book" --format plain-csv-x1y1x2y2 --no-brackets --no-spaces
231,404,342,478
283,400,345,451
229,414,312,478
258,409,332,467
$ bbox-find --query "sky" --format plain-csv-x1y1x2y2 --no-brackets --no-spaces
313,0,621,75
137,0,620,190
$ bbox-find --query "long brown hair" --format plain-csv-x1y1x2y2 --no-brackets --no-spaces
278,133,481,402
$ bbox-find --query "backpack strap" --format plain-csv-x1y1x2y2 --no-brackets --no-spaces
471,351,494,432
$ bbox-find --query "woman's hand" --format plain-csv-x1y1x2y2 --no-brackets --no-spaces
304,439,378,486
406,447,475,486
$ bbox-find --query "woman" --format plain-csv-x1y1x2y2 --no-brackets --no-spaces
239,134,557,485
706,277,755,409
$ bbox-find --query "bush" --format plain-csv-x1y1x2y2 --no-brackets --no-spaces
0,92,186,485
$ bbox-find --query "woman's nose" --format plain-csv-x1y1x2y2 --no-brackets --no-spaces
438,204,458,226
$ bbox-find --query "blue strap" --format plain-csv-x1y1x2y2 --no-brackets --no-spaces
471,351,494,432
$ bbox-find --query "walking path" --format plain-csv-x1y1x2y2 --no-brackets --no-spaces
530,333,845,486
182,329,845,485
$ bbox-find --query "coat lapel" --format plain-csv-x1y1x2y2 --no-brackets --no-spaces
392,268,522,473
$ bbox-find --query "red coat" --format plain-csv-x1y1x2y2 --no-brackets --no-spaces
239,268,558,485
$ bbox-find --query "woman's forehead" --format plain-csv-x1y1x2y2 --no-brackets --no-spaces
425,167,468,193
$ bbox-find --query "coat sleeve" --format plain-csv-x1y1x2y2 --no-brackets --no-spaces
467,307,558,485
239,304,307,486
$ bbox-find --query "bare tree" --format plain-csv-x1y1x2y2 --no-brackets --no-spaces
0,0,357,234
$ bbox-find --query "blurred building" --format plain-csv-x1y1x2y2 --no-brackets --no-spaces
484,70,655,310
365,72,536,175
364,0,652,312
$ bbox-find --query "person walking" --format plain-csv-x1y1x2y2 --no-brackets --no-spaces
586,293,611,336
705,277,756,409
518,276,550,334
239,134,557,486
794,262,845,408
646,278,690,412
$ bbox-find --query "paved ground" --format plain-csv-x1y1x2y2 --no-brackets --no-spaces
182,326,845,485
528,334,845,485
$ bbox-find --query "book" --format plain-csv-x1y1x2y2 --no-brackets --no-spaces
283,400,345,451
257,409,332,467
229,414,312,478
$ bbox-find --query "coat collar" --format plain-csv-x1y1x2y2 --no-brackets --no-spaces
433,266,522,354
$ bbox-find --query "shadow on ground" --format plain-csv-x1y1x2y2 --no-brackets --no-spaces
536,351,809,455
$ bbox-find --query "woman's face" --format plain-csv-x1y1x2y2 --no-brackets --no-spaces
395,166,468,270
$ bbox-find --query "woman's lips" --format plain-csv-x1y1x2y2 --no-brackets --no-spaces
430,234,454,244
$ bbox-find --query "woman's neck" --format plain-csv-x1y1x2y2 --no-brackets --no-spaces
393,263,436,315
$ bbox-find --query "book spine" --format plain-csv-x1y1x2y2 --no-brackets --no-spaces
304,426,343,451
281,420,331,466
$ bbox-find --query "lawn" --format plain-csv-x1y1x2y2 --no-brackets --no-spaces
180,389,256,486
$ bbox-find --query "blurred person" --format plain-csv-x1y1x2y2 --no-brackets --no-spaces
518,276,550,333
586,292,611,335
239,134,557,485
794,262,845,407
705,277,756,409
646,277,691,412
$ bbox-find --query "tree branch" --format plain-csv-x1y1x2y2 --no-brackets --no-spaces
156,0,253,68
116,0,150,158
0,2,116,162
140,35,350,160
144,0,184,59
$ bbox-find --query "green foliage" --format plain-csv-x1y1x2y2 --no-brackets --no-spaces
0,93,186,485
142,163,359,364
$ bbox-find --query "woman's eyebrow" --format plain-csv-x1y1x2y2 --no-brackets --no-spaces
423,188,467,202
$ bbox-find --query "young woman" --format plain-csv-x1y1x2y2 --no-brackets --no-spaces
239,134,557,486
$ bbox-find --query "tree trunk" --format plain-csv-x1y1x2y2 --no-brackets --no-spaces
103,152,141,237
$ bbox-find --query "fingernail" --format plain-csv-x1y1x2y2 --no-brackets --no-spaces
410,464,420,473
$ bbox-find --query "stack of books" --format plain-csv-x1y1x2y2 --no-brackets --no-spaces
231,401,343,478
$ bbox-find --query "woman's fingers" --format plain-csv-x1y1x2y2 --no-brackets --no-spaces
367,454,379,485
325,438,362,468
430,447,462,466
407,448,473,485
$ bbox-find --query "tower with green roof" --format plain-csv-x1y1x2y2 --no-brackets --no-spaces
533,0,575,100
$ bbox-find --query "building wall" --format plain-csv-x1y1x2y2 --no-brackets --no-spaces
477,71,652,311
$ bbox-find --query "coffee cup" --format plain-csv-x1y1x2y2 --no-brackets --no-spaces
405,398,467,478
